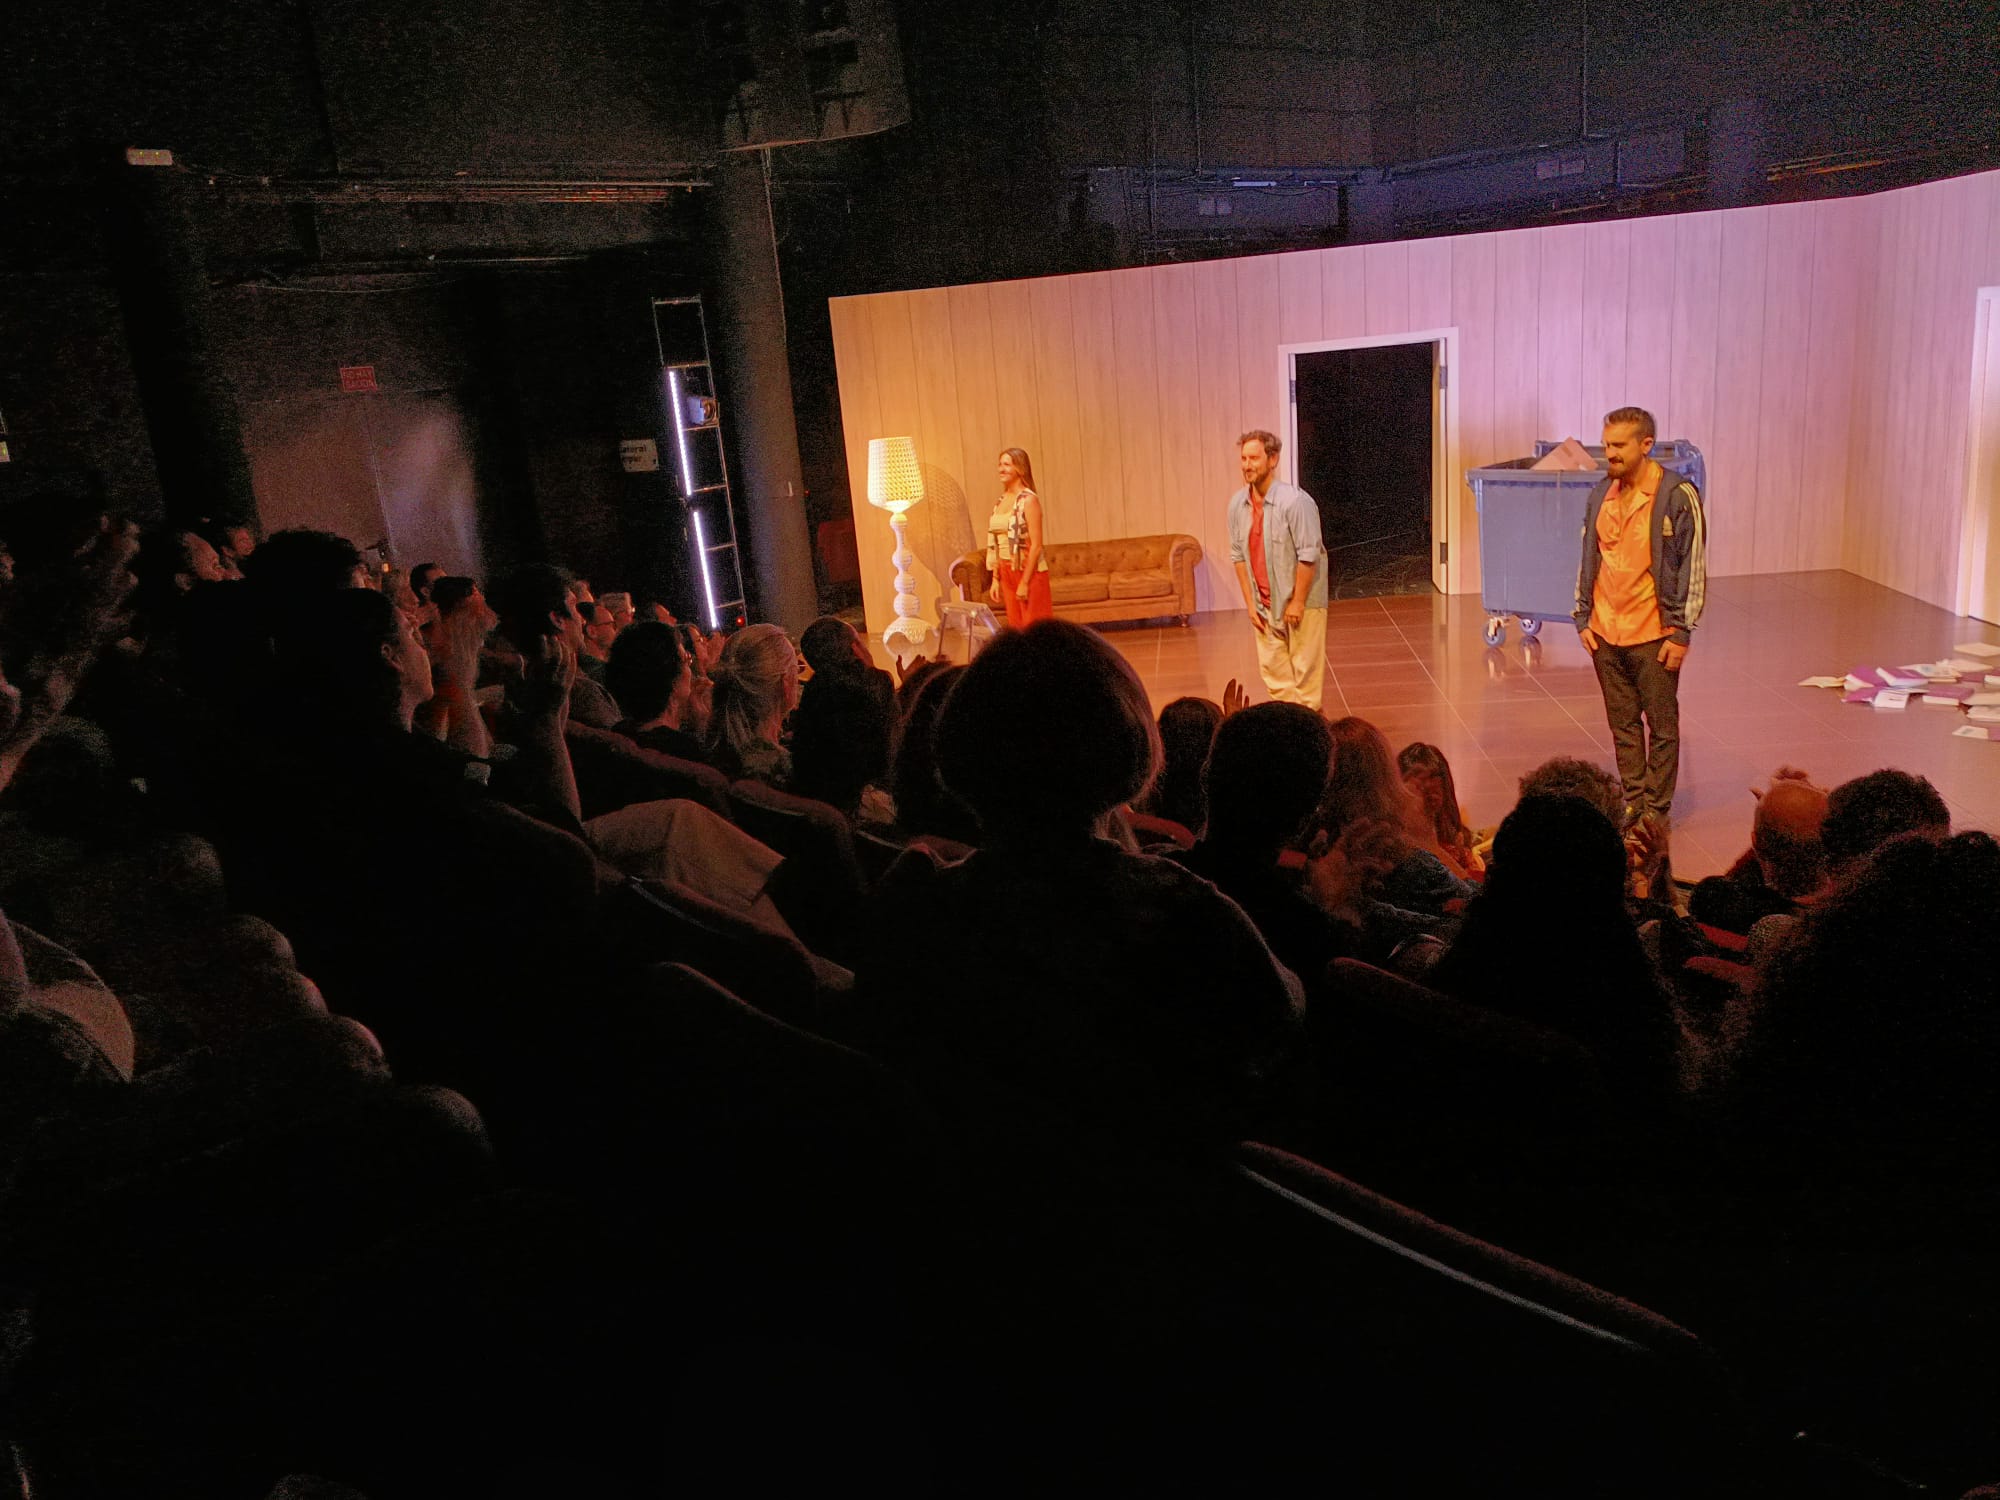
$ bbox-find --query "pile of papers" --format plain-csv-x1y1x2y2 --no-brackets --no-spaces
1800,640,2000,738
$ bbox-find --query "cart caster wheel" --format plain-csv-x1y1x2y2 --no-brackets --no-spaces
1519,617,1542,639
1483,617,1506,647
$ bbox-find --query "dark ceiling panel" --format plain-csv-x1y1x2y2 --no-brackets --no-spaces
308,0,713,175
1,1,332,174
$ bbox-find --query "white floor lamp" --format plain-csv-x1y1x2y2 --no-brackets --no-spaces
867,436,936,663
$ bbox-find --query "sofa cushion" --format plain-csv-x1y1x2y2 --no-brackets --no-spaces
1107,568,1172,601
1048,545,1100,576
1050,571,1111,605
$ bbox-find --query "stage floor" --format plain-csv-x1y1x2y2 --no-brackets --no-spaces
908,570,2000,883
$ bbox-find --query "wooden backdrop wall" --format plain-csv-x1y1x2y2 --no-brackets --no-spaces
1844,170,2000,609
831,168,2000,634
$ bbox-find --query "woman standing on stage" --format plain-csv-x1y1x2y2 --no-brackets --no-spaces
986,447,1052,629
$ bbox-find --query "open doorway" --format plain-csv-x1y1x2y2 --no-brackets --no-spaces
1291,340,1439,598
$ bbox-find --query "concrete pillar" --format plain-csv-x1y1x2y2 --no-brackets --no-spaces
703,149,818,634
106,155,257,529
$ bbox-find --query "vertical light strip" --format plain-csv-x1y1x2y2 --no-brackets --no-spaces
692,507,720,630
666,369,696,497
668,367,717,628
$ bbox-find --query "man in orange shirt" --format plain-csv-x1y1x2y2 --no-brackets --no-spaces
1573,406,1708,838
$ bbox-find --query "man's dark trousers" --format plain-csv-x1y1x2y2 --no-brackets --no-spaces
1590,638,1679,824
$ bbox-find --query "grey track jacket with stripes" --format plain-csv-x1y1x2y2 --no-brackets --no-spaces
1572,469,1708,647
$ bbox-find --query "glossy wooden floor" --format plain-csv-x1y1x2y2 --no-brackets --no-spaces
923,570,2000,882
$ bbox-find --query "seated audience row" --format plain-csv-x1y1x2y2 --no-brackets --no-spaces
2,497,1995,1496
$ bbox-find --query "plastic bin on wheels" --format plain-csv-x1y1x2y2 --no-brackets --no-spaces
1465,440,1705,647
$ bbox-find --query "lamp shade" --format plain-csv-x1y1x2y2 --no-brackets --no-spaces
866,436,925,511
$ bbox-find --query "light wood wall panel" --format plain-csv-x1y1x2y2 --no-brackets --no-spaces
1235,256,1285,439
1275,251,1324,344
1623,217,1678,432
1842,171,2000,606
1363,242,1411,335
1580,220,1632,434
1109,269,1167,542
1408,239,1453,330
1070,272,1128,544
1323,249,1366,339
1668,213,1723,485
1492,230,1541,472
833,169,2000,632
1150,265,1206,596
1026,278,1083,545
987,281,1042,474
1448,233,1499,598
1191,260,1244,611
906,288,975,585
1801,197,1870,573
946,281,1004,523
1707,209,1769,580
1536,226,1586,443
1749,203,1815,576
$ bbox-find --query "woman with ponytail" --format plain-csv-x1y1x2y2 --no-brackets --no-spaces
704,623,800,786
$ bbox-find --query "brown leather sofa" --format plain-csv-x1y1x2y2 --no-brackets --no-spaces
950,533,1203,627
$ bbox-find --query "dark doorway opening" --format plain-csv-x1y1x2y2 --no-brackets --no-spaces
1293,342,1436,598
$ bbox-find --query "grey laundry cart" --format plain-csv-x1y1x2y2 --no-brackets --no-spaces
1466,440,1706,647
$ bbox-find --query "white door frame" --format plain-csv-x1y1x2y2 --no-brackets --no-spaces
1956,287,2000,623
1278,327,1463,595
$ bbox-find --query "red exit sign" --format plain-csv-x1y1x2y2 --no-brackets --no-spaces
339,364,378,393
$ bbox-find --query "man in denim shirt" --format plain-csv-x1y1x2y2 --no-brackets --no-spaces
1228,430,1328,709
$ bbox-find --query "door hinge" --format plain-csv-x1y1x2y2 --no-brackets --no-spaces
1288,377,1296,402
1439,541,1449,564
1438,364,1449,390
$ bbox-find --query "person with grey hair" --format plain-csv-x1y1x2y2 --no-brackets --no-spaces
1227,429,1326,708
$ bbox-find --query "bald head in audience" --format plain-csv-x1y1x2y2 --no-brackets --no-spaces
1751,777,1829,898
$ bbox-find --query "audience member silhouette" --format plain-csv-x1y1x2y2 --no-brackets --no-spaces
1429,794,1681,1092
1181,703,1397,979
1819,767,1950,880
1517,755,1625,826
884,664,980,845
1689,771,1829,934
856,619,1304,1143
9,476,1998,1497
1141,695,1223,838
605,620,705,762
490,564,622,730
789,616,895,813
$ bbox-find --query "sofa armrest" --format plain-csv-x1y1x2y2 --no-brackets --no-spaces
951,550,990,600
1168,534,1203,612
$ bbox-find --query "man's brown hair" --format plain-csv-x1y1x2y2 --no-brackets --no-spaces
1238,429,1282,458
1603,406,1656,442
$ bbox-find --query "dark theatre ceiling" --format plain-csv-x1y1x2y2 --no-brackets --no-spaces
2,0,1997,287
1,1,1995,555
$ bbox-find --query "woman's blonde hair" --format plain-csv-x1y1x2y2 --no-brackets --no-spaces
707,623,797,765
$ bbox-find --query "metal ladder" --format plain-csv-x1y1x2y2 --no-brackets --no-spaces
652,295,749,630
